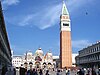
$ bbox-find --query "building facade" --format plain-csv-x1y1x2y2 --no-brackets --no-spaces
12,48,55,69
60,1,72,68
0,1,12,74
12,48,77,69
76,41,100,68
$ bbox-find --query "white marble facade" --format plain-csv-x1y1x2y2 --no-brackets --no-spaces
12,48,54,69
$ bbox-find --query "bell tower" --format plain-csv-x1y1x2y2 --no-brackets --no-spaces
60,1,72,68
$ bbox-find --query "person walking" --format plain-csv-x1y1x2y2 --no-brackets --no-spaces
1,65,7,75
57,70,60,75
86,68,90,75
13,68,16,75
98,68,100,75
81,68,85,75
39,69,43,75
20,66,26,75
45,70,49,75
92,68,96,75
77,69,83,75
67,70,70,75
27,68,33,75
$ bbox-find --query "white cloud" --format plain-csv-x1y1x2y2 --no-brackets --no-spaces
17,4,61,29
5,0,94,30
17,0,94,29
18,14,34,26
2,0,19,5
72,40,92,49
37,4,61,29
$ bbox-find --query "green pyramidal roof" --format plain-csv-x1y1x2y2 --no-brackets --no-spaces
62,1,69,15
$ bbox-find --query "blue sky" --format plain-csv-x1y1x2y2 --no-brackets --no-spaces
1,0,100,55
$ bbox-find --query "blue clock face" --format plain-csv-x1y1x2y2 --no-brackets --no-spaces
63,23,69,26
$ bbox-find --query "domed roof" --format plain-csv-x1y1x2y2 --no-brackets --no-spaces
35,48,43,56
47,51,52,56
27,50,32,55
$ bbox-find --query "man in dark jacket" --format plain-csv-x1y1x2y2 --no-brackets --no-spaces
20,66,26,75
1,65,7,75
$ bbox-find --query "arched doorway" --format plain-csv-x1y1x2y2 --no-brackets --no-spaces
48,62,52,68
43,62,47,68
29,62,33,69
35,61,40,68
35,56,42,68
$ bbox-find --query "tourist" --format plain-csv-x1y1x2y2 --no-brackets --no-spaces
81,68,85,75
65,67,68,75
98,68,100,75
91,68,96,75
34,68,38,75
39,69,43,75
1,65,7,75
13,68,16,75
27,68,33,75
77,69,83,75
67,70,70,75
86,68,90,75
57,69,60,75
20,65,26,75
45,70,49,75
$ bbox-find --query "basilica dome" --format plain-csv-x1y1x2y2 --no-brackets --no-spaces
46,51,53,60
27,51,32,55
35,48,43,56
47,51,52,57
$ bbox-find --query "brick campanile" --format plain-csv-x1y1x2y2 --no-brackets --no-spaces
60,1,72,68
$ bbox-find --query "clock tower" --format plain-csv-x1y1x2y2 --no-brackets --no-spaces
60,1,72,68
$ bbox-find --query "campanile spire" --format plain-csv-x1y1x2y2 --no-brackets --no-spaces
62,0,69,15
60,0,72,68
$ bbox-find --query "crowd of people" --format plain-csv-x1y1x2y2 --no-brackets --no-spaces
1,65,100,75
76,68,100,75
15,66,70,75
